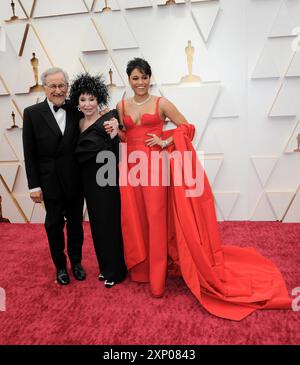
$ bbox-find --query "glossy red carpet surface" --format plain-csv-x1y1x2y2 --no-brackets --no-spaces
0,222,299,345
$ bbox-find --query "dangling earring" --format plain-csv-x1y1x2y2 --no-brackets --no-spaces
77,106,81,112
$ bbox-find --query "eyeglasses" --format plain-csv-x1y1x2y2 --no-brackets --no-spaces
45,83,68,90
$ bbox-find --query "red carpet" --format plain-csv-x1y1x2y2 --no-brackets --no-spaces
0,222,299,345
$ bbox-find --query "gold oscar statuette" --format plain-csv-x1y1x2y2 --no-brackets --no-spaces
0,196,10,223
5,0,19,22
294,134,300,152
29,53,44,93
108,68,116,87
101,0,112,13
180,40,201,83
165,0,176,5
7,111,19,130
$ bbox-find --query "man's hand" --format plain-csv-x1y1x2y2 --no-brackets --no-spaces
30,190,43,203
99,107,110,117
103,118,119,138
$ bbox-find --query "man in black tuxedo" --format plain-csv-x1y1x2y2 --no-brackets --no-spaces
22,67,86,285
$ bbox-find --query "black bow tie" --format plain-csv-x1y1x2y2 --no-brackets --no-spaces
53,104,68,113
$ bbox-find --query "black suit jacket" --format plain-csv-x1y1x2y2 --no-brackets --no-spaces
22,99,83,199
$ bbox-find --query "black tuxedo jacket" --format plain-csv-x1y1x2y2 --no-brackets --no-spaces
22,98,83,199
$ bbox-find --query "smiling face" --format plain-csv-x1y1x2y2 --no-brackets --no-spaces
44,72,68,106
128,68,150,97
78,93,99,118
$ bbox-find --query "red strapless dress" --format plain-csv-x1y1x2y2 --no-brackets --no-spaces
119,97,291,320
120,97,168,297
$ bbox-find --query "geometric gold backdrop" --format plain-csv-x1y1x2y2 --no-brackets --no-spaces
0,0,300,223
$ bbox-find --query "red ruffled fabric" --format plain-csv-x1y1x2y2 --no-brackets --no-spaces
161,124,291,320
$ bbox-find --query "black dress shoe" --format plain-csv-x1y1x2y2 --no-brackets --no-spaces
72,263,86,281
56,268,70,285
104,280,115,288
98,274,105,281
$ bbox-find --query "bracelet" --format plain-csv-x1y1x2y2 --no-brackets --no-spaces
161,139,169,149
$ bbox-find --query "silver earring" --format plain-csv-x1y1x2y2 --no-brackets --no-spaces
77,106,81,111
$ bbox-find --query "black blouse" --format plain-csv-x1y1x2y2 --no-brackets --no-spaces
75,109,120,164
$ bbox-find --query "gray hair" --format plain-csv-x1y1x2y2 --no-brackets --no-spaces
40,67,69,86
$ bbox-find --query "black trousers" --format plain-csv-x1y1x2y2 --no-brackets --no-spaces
43,194,84,269
81,158,127,283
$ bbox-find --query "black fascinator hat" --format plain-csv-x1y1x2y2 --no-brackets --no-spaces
69,73,109,107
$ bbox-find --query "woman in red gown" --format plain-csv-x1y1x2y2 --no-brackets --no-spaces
106,58,291,320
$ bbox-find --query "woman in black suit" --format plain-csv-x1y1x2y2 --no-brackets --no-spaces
69,74,127,288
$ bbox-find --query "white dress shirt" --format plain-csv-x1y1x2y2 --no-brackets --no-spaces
47,99,66,134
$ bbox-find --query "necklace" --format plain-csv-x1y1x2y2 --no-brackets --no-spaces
132,94,151,106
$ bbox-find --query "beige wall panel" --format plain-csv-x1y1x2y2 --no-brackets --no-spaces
33,0,88,18
211,86,238,118
0,135,19,162
269,78,300,117
283,185,300,222
0,163,19,191
81,20,107,53
266,191,294,221
12,164,30,195
269,0,300,38
251,156,279,188
214,191,239,220
191,1,219,42
5,130,24,161
14,193,35,221
161,85,221,147
34,16,97,78
5,22,29,56
93,12,138,50
81,52,124,86
252,38,294,79
283,119,300,153
30,202,46,223
0,180,26,223
197,124,222,153
250,192,276,221
201,155,223,186
19,0,35,18
286,50,300,77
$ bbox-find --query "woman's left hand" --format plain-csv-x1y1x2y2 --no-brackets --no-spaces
145,133,163,147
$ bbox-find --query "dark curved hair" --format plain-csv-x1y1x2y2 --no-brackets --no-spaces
126,58,152,77
69,73,109,107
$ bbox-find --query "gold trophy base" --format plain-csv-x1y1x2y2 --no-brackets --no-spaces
107,83,116,87
0,218,10,223
101,7,112,12
29,84,44,93
293,148,300,152
7,125,19,130
180,74,201,83
5,16,19,22
165,0,176,4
